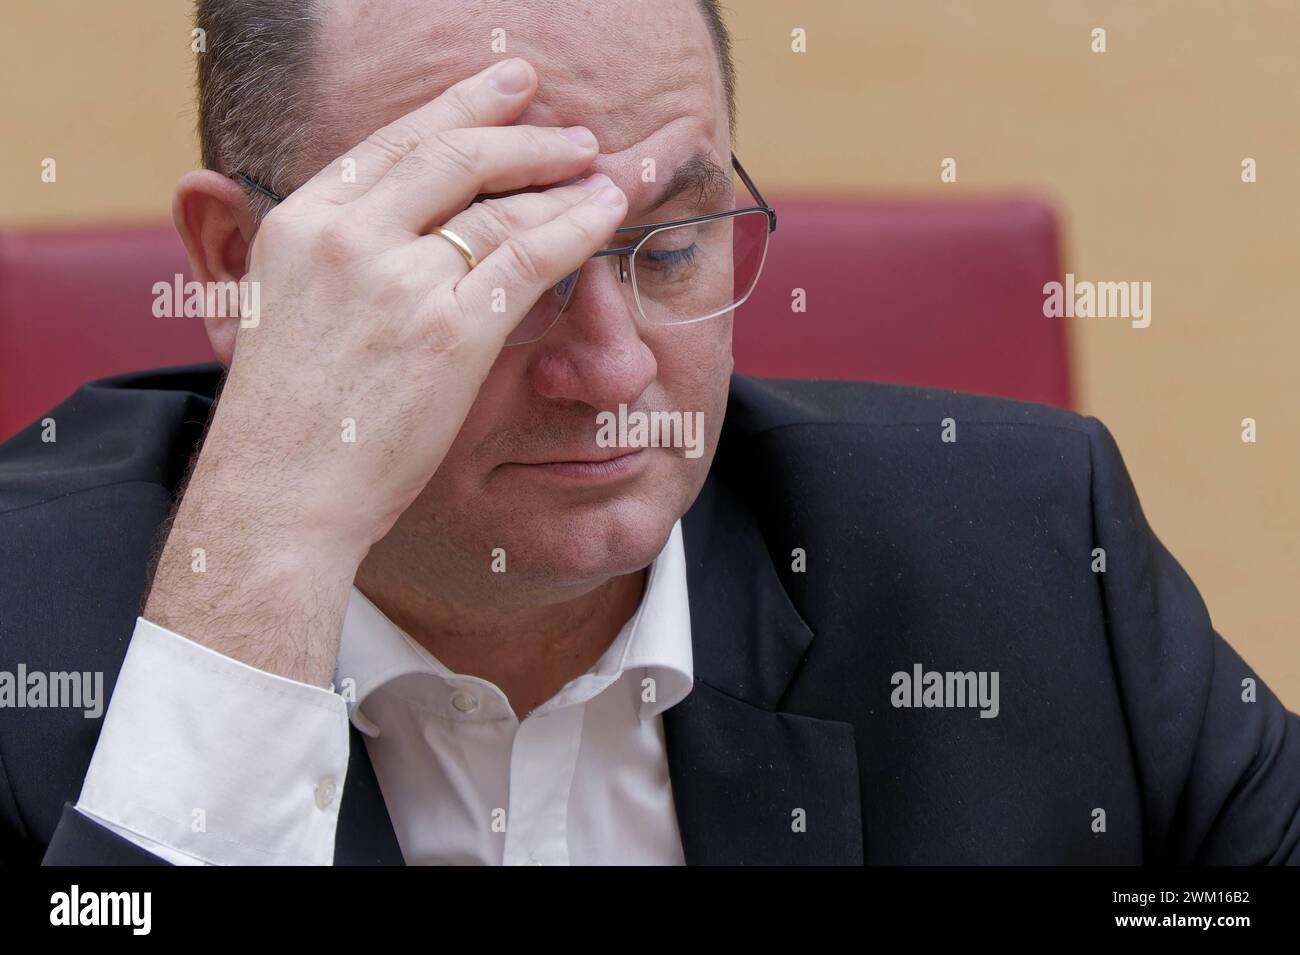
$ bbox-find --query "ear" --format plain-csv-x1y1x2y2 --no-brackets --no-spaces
172,170,258,366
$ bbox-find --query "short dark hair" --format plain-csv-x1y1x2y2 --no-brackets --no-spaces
194,0,737,218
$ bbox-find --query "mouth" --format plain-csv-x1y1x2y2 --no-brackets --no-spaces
508,448,648,483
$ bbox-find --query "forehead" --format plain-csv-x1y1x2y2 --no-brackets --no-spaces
312,0,728,200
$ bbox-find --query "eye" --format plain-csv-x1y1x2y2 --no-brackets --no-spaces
642,244,699,269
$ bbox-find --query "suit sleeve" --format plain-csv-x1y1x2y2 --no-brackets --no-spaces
1085,415,1300,863
43,804,175,865
47,617,351,866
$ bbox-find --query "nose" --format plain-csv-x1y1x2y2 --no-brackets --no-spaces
525,255,658,408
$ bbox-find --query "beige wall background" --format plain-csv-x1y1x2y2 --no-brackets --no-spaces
2,1,1295,706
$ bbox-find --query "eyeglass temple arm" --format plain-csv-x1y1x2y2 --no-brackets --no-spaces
232,171,285,204
731,153,776,232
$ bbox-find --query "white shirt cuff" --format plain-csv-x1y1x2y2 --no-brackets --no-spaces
75,616,350,865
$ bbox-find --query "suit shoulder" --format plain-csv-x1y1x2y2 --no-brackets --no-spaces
726,374,1091,438
717,376,1121,515
0,366,222,843
0,362,222,515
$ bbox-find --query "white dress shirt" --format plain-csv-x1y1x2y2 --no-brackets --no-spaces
75,520,695,865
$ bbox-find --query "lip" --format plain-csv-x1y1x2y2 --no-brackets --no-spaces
509,448,648,483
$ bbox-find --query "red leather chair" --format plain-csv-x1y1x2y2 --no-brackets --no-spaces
0,198,1070,442
0,226,208,442
735,196,1070,406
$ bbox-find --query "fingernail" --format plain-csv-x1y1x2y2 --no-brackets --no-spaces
560,126,597,149
580,173,611,191
489,58,532,94
594,184,625,207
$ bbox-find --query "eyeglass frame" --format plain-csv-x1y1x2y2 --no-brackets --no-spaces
231,151,778,341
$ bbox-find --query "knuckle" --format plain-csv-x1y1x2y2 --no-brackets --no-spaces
437,86,479,131
419,300,469,356
431,129,479,177
385,149,434,186
364,122,423,165
472,196,517,238
428,128,480,178
315,219,365,264
497,236,548,287
529,124,566,154
371,258,423,305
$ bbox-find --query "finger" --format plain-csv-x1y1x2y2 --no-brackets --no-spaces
443,179,628,345
379,175,613,294
290,57,539,207
355,124,600,236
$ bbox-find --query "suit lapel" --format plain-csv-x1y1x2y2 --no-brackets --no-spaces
668,463,864,864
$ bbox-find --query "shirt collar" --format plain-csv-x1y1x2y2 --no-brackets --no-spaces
335,520,694,736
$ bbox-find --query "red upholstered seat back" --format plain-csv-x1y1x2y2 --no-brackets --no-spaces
733,196,1070,406
0,226,208,442
0,199,1069,442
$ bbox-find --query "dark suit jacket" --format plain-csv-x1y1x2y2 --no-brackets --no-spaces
1,363,1297,865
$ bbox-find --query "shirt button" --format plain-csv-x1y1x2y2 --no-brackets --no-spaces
451,689,479,713
314,777,338,810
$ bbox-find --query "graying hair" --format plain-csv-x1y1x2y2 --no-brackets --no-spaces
194,0,737,220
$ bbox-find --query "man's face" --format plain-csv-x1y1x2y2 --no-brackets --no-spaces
312,0,734,600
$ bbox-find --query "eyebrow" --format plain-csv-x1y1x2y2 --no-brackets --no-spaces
642,153,732,214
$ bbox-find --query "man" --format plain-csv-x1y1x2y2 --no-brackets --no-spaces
1,0,1297,866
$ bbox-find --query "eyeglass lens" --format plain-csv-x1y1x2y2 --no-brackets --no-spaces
503,208,770,346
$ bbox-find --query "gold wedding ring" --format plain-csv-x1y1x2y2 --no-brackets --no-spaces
431,226,478,270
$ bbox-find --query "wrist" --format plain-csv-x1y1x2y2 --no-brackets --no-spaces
143,458,366,688
197,388,398,560
181,425,373,570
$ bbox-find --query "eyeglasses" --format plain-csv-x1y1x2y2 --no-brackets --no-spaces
233,152,777,346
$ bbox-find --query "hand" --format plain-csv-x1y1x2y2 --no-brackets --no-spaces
144,57,627,685
224,55,624,548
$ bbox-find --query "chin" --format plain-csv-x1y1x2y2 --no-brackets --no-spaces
410,447,712,604
493,493,679,591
